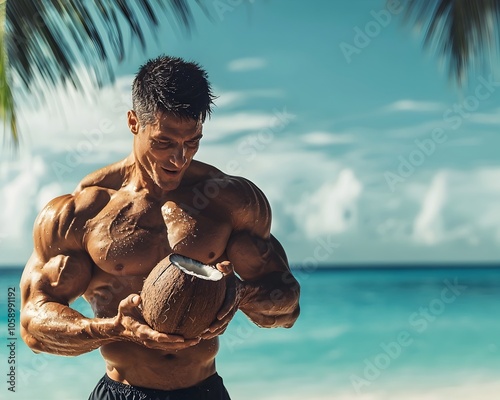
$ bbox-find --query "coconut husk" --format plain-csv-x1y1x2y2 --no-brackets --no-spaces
141,253,227,339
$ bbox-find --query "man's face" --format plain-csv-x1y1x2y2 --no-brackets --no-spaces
130,110,203,191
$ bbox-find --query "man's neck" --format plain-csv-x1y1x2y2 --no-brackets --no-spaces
122,154,169,200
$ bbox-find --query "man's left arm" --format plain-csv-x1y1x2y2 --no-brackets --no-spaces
226,178,300,328
226,230,301,328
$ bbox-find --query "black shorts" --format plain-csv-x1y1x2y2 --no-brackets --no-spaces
88,373,231,400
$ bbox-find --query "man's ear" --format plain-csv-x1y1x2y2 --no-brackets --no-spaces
127,110,140,135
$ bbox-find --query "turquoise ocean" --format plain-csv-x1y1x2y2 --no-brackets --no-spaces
1,266,499,400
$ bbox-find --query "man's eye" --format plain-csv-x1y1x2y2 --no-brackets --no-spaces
152,140,171,148
186,140,200,147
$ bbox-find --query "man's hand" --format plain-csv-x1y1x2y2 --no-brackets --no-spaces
201,261,245,340
108,294,201,351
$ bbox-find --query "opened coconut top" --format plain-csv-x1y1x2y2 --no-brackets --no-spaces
170,253,223,281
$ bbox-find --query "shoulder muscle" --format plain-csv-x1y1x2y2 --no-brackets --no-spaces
224,176,272,237
34,195,79,259
34,188,110,260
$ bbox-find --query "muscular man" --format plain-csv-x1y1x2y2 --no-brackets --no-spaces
20,55,300,400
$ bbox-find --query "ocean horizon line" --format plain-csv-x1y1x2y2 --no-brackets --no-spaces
291,262,500,271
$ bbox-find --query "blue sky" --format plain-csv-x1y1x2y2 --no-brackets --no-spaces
2,0,500,266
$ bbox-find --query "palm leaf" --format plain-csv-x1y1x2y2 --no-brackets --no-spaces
2,0,209,146
0,0,17,146
403,0,500,85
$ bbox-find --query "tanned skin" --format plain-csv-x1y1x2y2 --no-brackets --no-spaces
20,110,300,390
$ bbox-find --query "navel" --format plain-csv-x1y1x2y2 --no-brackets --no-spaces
115,263,124,271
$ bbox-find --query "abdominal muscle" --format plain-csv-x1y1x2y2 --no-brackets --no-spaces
101,337,220,390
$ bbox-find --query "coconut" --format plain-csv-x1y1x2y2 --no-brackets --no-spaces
141,253,227,339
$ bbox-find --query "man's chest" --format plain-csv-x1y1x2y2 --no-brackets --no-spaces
84,193,232,276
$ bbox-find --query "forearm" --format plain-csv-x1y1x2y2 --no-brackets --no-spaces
21,302,116,356
239,271,300,328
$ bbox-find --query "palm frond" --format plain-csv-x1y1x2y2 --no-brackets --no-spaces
0,0,17,146
3,0,209,145
403,0,500,85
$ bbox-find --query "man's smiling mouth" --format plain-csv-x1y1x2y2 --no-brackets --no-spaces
161,167,181,175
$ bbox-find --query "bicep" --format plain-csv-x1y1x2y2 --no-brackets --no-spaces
21,252,92,307
21,195,93,309
225,177,290,280
226,231,290,281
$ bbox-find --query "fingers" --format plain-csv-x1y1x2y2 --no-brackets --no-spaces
200,317,229,339
208,317,227,333
133,326,176,342
144,333,201,350
141,337,201,350
113,294,204,350
182,337,202,347
215,261,233,275
118,293,141,312
120,318,201,349
252,313,293,328
200,326,227,340
133,323,186,344
150,334,200,347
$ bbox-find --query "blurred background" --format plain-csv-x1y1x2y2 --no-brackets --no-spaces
1,1,499,399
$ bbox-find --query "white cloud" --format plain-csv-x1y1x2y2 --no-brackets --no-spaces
0,156,47,241
407,168,500,248
383,100,444,113
462,169,500,242
214,88,284,109
0,155,75,264
289,169,363,239
301,131,356,146
214,91,247,109
203,109,295,142
18,74,133,155
475,168,500,192
227,57,267,72
468,108,500,125
413,172,447,245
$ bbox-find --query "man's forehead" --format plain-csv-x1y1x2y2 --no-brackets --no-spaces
148,112,203,140
156,111,202,129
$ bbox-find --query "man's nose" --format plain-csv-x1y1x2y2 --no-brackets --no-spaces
169,146,187,168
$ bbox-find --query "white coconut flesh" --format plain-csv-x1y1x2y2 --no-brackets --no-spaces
170,254,224,281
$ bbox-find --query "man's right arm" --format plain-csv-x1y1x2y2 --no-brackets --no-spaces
20,192,190,356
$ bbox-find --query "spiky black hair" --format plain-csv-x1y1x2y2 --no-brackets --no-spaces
132,55,215,125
